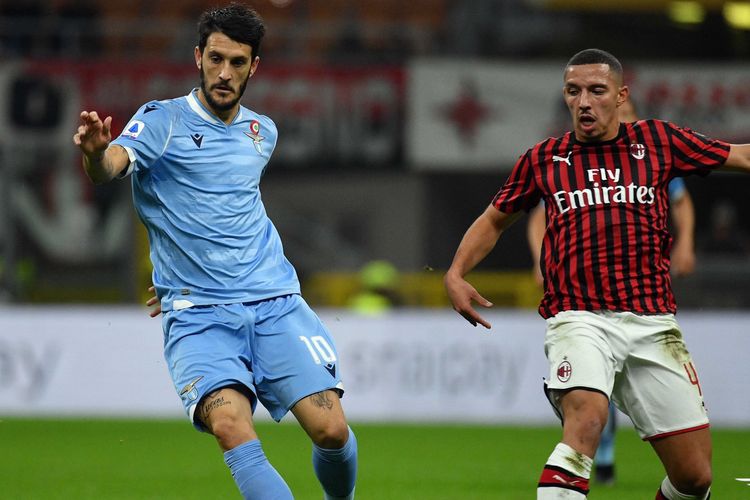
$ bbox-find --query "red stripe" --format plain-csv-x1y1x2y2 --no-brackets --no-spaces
644,423,710,441
655,488,668,499
538,466,590,494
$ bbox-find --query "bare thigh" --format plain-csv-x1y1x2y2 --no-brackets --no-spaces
650,427,712,493
291,390,349,449
199,386,258,451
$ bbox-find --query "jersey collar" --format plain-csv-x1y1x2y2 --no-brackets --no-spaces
186,89,244,125
572,123,626,147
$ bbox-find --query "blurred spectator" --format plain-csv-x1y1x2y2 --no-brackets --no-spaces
52,0,102,57
348,260,402,314
442,0,501,56
699,200,750,257
0,1,44,57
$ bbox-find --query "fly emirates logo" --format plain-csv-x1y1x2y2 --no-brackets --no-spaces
552,168,655,214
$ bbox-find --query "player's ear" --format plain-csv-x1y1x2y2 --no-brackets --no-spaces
249,56,260,78
194,46,202,70
617,85,629,107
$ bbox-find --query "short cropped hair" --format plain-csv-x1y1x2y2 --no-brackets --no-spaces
566,48,623,83
198,2,265,57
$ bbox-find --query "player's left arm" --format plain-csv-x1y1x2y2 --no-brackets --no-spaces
720,144,750,173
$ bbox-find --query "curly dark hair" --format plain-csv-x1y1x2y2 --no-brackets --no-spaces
197,2,265,57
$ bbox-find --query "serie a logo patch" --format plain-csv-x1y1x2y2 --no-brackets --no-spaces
121,120,145,139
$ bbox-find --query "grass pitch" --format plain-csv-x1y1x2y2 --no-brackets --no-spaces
1,419,748,499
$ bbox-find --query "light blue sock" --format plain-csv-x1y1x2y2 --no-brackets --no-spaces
224,439,293,500
312,426,358,500
595,402,617,466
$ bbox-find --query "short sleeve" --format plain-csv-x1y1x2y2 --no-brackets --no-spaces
667,177,686,202
492,150,541,214
667,121,730,177
111,101,173,176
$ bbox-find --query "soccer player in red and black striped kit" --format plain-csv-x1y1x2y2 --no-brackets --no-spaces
444,48,750,500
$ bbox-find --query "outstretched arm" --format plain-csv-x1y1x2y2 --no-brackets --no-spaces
444,205,522,329
73,110,130,184
721,144,750,173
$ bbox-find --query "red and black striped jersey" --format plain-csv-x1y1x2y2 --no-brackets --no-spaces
493,120,730,319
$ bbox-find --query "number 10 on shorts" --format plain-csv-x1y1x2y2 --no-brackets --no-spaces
299,336,337,364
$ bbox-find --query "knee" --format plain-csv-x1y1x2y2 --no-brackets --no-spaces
562,395,608,437
311,420,350,449
673,469,712,496
208,412,254,451
568,410,607,440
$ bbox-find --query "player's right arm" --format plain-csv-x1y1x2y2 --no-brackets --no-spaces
444,206,522,329
73,110,130,184
526,203,546,285
146,285,162,318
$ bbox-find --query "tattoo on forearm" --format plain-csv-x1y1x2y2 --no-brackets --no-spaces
311,391,334,410
200,392,231,420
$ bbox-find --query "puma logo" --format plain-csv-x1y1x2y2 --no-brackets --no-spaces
552,474,581,486
552,152,573,166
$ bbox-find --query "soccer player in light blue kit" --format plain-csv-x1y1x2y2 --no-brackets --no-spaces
73,4,357,499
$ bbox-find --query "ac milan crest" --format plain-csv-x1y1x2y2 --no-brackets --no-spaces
630,143,645,160
557,360,572,382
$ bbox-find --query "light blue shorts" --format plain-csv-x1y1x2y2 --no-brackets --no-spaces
162,294,344,429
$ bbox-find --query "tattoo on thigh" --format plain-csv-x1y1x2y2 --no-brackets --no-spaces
200,391,231,421
311,391,334,410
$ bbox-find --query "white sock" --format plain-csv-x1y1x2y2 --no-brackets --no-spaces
659,477,711,499
537,443,592,499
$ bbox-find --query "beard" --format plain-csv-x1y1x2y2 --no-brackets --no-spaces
199,66,250,113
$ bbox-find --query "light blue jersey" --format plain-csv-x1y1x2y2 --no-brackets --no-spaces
667,177,686,201
113,90,300,311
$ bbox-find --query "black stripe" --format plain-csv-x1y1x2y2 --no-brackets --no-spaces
588,145,610,308
558,142,579,312
644,120,672,311
542,464,579,475
574,148,595,310
628,123,649,312
635,122,658,311
669,123,728,166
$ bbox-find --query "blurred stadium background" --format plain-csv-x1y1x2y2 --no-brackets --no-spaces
1,0,749,498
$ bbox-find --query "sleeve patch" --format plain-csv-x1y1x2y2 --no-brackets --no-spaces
121,120,146,139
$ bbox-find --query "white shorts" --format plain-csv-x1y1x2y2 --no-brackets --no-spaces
544,310,708,440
